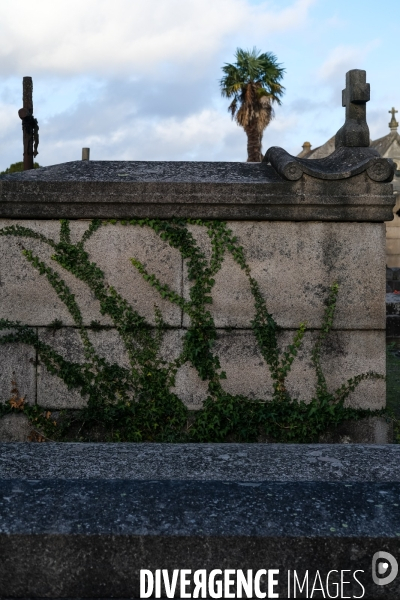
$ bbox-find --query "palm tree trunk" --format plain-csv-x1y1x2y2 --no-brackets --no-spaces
245,120,262,162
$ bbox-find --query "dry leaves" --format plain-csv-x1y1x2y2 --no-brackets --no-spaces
27,430,46,443
9,376,25,410
9,374,47,442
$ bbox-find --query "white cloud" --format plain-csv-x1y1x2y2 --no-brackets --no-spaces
153,109,231,143
0,0,319,169
317,40,380,82
249,0,317,35
0,0,316,76
39,107,244,163
6,0,395,169
268,113,298,133
0,104,19,135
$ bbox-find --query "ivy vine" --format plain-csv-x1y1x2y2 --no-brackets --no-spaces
0,219,384,442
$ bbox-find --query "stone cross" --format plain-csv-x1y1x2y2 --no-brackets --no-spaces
335,69,370,148
18,76,39,170
389,107,398,131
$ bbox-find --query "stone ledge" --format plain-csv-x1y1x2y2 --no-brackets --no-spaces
0,444,400,598
1,443,399,481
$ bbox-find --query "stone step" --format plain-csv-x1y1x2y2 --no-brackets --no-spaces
1,443,400,599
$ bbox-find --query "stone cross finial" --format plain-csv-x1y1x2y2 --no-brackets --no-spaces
335,69,370,148
389,107,398,132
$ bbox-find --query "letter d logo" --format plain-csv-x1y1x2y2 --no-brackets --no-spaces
372,551,398,586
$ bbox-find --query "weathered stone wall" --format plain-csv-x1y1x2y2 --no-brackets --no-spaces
0,217,386,411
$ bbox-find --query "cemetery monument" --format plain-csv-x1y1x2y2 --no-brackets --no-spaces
0,68,399,599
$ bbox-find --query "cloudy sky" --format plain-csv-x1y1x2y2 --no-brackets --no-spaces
0,0,397,169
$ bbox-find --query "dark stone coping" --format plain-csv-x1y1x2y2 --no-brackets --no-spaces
0,161,283,183
1,443,400,481
1,444,400,598
0,161,395,221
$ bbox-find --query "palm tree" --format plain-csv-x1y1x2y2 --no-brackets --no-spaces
220,47,285,162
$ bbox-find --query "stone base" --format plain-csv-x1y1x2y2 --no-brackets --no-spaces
0,413,393,443
0,413,31,442
320,416,393,444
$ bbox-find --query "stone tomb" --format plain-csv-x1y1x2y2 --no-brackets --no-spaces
0,160,393,416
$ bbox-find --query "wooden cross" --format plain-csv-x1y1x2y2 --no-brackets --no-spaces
335,69,370,148
18,77,39,170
